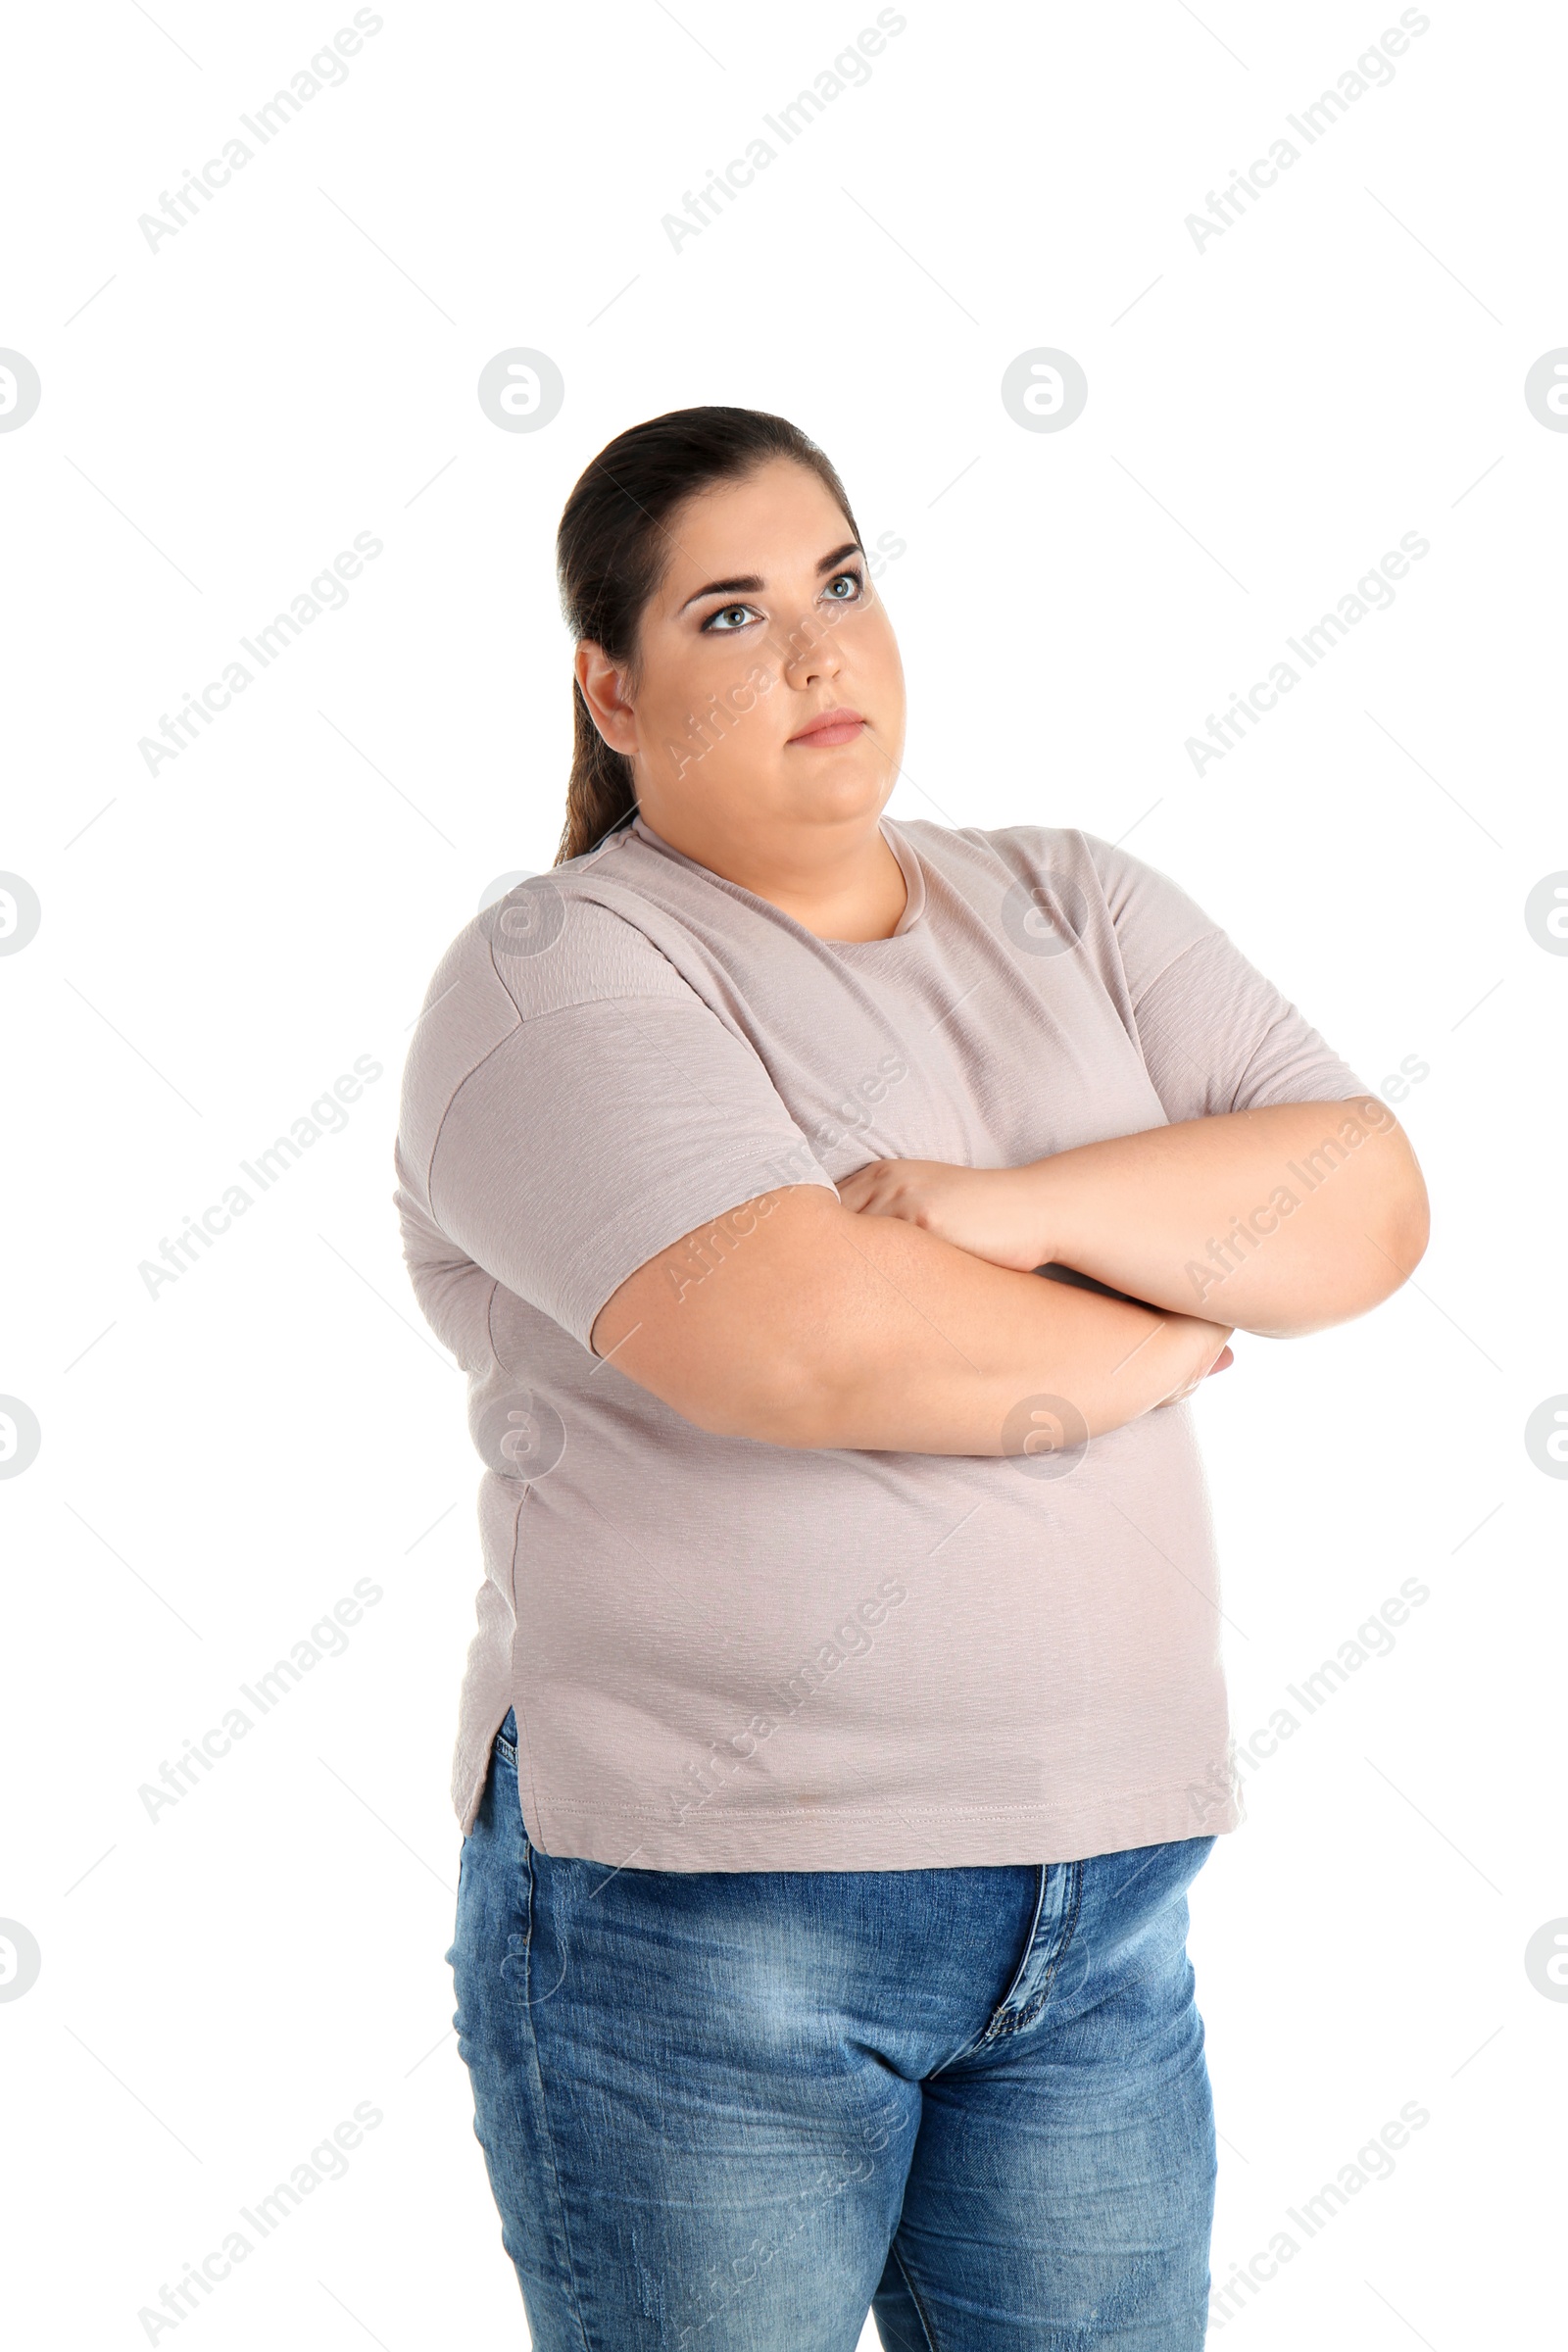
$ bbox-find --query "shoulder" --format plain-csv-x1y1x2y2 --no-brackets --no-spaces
895,817,1217,985
431,853,696,1028
397,858,698,1159
895,815,1184,896
890,815,1089,881
895,817,1209,928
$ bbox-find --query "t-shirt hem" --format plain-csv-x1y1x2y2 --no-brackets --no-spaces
510,1786,1243,1871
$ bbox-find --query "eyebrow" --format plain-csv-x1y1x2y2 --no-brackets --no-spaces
675,541,864,615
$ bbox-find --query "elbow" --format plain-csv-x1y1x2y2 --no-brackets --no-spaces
678,1346,849,1450
698,1399,837,1450
1244,1167,1432,1340
1311,1141,1431,1327
1370,1158,1431,1298
1317,1170,1434,1333
1392,1175,1431,1280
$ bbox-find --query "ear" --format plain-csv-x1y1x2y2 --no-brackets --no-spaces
575,641,639,757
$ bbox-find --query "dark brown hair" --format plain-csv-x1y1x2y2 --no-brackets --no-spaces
553,406,862,865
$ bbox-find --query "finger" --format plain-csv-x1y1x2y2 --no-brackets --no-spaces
835,1167,882,1208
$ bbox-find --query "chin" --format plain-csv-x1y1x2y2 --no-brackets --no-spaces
789,776,887,828
786,745,888,811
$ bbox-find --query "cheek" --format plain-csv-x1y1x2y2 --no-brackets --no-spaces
855,607,905,707
638,634,790,786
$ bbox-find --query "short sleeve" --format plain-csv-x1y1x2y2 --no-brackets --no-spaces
1085,836,1369,1123
406,890,836,1353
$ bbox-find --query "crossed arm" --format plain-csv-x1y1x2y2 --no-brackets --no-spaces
589,1097,1430,1457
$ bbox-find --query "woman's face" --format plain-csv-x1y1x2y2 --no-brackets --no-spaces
576,455,906,859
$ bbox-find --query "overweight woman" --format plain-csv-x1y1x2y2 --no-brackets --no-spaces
393,406,1429,2349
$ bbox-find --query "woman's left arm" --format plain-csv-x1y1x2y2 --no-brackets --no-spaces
838,1096,1430,1339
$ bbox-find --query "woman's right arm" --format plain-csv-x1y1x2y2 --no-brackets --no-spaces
590,1185,1231,1455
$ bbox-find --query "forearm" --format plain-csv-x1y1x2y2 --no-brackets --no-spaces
1031,1099,1430,1335
593,1190,1231,1454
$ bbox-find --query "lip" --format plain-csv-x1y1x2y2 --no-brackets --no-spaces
787,707,865,747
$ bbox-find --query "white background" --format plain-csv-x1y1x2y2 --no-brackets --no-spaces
3,1,1564,2344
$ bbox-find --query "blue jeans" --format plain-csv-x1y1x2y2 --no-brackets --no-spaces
448,1710,1218,2350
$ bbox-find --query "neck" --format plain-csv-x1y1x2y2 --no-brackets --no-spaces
638,808,908,942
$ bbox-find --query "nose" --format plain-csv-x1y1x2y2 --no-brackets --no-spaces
780,611,844,691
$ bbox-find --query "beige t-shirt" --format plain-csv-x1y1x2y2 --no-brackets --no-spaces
393,814,1364,1870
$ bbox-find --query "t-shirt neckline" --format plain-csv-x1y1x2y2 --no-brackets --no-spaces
626,811,927,944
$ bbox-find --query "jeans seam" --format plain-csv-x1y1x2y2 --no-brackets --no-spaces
991,1857,1084,2038
1003,1863,1050,2014
519,1864,596,2350
889,2237,943,2352
926,1864,1049,2080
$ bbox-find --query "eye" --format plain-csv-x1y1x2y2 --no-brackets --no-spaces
822,567,864,604
702,601,758,633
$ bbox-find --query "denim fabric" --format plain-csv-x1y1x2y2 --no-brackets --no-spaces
447,1710,1218,2350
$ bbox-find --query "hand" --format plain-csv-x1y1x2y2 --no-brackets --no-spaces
837,1157,1053,1272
